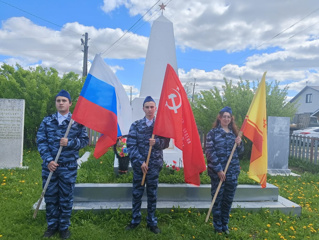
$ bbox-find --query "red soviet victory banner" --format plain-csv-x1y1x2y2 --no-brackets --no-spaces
153,64,206,186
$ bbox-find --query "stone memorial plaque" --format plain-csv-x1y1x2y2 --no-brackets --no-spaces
267,116,291,175
0,99,25,168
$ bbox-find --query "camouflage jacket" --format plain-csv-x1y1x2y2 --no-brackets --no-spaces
37,112,89,167
205,125,244,178
127,117,170,168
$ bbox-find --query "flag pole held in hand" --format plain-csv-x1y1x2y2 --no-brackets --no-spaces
205,131,242,222
141,134,154,186
33,119,74,219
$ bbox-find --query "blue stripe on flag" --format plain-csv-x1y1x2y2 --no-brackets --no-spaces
80,74,117,114
117,123,122,137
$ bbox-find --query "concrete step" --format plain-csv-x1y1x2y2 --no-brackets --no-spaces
33,183,301,216
73,183,279,202
71,196,300,215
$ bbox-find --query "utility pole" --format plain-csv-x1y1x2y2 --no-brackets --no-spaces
81,32,90,144
81,32,89,77
130,86,132,105
192,78,197,102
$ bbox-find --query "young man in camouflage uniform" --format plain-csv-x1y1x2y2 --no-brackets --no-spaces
125,96,170,234
37,90,88,239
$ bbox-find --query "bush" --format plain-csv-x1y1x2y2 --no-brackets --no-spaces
0,64,84,148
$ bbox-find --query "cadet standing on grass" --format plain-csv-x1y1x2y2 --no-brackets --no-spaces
37,90,88,239
205,106,243,235
125,96,170,234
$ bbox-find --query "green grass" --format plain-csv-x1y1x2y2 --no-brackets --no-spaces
1,149,319,239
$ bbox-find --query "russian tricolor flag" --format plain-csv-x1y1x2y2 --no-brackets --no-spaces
72,54,132,158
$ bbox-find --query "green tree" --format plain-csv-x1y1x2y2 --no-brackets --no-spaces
0,64,84,148
192,77,297,154
264,80,296,118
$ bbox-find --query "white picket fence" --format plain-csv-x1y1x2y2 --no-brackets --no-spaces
290,135,319,164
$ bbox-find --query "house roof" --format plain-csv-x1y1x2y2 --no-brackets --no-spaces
312,108,319,117
290,86,319,103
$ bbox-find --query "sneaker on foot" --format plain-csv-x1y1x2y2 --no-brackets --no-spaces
60,229,71,239
43,228,58,238
147,225,161,234
125,223,139,230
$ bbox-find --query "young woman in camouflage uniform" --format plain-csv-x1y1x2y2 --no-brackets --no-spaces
205,106,243,235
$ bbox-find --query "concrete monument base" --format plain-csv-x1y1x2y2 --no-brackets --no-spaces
33,183,301,216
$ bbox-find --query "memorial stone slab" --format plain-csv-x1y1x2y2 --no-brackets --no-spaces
267,116,291,175
0,99,25,168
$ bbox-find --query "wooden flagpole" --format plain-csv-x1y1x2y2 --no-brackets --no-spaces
141,134,155,186
33,119,74,219
205,131,242,223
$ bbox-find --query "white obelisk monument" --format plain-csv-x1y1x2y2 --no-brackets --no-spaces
131,8,182,167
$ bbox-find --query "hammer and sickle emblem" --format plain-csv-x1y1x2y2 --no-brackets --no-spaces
165,88,182,114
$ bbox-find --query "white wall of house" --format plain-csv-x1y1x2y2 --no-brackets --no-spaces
294,88,319,114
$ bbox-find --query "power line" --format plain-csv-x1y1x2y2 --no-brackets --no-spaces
100,0,174,58
270,7,319,41
0,0,79,37
232,6,319,64
101,0,161,56
0,0,86,70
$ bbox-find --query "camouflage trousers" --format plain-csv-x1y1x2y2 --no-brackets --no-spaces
42,162,77,231
210,175,238,232
131,165,160,226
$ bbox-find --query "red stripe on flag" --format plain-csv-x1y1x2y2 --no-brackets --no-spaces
259,174,267,188
93,134,115,159
241,118,263,158
73,96,117,136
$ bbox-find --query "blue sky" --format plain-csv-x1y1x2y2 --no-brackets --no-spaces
1,0,319,100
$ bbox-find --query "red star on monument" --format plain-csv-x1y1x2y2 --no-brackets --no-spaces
159,3,166,11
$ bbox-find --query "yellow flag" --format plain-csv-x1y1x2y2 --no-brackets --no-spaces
240,72,267,188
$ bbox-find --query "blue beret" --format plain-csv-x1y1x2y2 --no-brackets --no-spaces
56,89,71,102
220,106,232,115
143,96,155,106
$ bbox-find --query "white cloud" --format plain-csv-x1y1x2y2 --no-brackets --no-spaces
0,16,148,74
2,0,319,98
101,0,126,13
99,0,319,96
